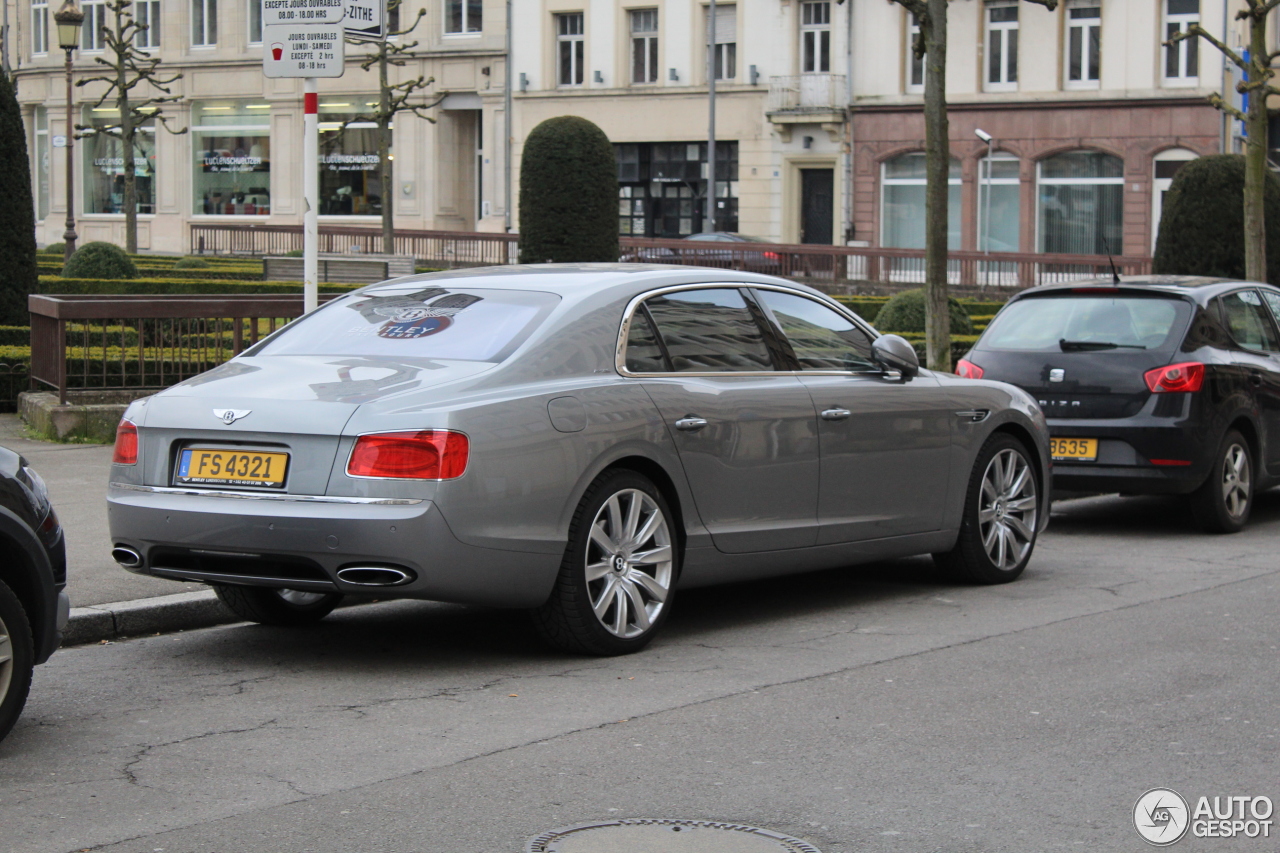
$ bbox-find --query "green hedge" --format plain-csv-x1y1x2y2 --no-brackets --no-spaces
0,325,27,346
37,275,361,295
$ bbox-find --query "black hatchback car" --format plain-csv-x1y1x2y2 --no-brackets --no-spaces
0,446,67,743
956,276,1280,532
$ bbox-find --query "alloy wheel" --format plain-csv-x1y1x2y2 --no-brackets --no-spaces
978,447,1038,572
585,488,674,639
0,611,11,704
1220,442,1251,519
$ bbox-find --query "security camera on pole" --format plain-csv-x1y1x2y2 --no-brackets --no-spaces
262,1,386,313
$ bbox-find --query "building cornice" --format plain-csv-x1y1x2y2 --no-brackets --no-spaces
851,96,1215,114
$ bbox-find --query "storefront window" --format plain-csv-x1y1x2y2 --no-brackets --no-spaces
319,103,385,217
881,152,960,250
978,152,1020,252
82,110,155,215
34,107,50,220
1037,150,1123,255
192,102,271,216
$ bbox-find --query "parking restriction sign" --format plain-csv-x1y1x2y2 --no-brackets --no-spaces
262,23,346,77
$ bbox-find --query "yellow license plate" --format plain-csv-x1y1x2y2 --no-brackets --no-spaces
1050,437,1098,462
177,448,289,488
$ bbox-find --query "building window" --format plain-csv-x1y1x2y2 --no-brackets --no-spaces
978,152,1021,252
192,0,217,46
32,0,48,55
82,111,156,215
34,107,49,220
906,14,924,93
800,1,830,73
248,0,262,44
134,0,160,49
1164,0,1198,84
557,13,584,87
615,141,738,236
985,0,1018,91
445,0,481,35
707,4,736,81
1037,150,1124,255
1152,148,1197,251
630,9,658,84
81,0,107,51
192,101,271,216
1065,0,1100,88
881,152,961,250
319,104,385,217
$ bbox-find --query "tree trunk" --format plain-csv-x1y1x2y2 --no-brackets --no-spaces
922,0,951,372
116,16,137,255
379,49,394,256
1244,15,1268,283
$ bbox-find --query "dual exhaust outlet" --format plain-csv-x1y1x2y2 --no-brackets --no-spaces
111,546,414,587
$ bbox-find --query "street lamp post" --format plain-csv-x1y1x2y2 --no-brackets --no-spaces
975,128,993,287
54,1,84,265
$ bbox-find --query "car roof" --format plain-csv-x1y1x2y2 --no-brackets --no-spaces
1013,275,1279,304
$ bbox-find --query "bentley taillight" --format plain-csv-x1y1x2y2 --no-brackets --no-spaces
112,419,138,465
347,430,470,480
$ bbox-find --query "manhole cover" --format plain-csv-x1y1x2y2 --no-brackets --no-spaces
526,819,822,853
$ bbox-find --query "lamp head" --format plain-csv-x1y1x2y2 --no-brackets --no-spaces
54,0,85,51
974,128,993,144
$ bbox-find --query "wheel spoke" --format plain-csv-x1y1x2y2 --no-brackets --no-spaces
623,492,643,544
1008,496,1038,512
1006,464,1030,499
630,508,662,550
0,634,10,666
589,521,618,555
611,585,629,635
981,519,999,550
1005,515,1034,543
605,495,624,542
994,523,1008,568
981,474,998,504
621,579,651,630
631,570,669,602
592,576,618,620
585,560,612,582
630,544,671,566
978,506,998,524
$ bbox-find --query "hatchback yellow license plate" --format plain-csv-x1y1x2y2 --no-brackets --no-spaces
1049,437,1098,462
177,448,289,488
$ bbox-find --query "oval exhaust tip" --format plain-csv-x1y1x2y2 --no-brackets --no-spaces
112,546,143,568
336,566,415,587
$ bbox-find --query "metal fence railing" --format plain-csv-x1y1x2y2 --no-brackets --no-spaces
767,74,848,112
190,223,517,268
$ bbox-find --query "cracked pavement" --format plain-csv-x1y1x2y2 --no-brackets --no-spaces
1,491,1279,852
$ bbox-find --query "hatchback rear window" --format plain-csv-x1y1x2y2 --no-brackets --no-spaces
252,285,560,362
979,295,1192,353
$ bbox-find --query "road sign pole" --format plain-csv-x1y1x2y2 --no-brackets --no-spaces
304,77,319,313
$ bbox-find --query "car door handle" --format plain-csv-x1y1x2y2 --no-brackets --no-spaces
820,407,851,421
955,409,991,423
674,416,709,431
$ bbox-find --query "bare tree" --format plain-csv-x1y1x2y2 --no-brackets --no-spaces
1168,1,1280,283
75,0,184,254
887,0,1057,371
339,0,445,255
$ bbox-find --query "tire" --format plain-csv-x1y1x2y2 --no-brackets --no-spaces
532,470,679,655
0,577,35,745
213,585,342,627
934,433,1041,584
1189,429,1253,534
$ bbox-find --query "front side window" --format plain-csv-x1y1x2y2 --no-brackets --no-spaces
881,152,961,250
82,111,156,215
1065,0,1100,88
248,0,262,44
319,104,385,217
445,0,482,34
1164,0,1198,84
192,0,217,46
643,289,773,372
81,0,107,51
631,9,658,84
135,0,160,49
1037,150,1123,255
707,4,736,81
985,0,1018,91
756,290,877,372
32,0,48,54
906,14,924,93
1219,290,1280,353
978,152,1021,252
192,101,271,215
557,13,584,86
800,1,830,73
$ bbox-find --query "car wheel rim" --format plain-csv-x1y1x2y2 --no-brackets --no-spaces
1221,443,1251,519
277,589,328,607
0,612,12,703
585,488,673,640
978,448,1038,572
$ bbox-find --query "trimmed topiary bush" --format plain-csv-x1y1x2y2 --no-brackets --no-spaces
62,242,138,280
518,115,619,264
874,288,974,335
41,242,65,255
173,256,212,269
1154,154,1280,283
0,72,37,324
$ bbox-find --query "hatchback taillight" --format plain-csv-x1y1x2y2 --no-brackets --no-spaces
347,431,469,480
955,358,985,379
113,419,138,465
1144,362,1205,394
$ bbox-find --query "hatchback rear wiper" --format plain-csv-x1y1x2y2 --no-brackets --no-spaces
1058,339,1147,352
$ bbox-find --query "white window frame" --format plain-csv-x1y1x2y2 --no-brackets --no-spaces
248,0,262,45
81,0,107,52
800,1,830,74
880,153,962,250
444,0,482,36
977,152,1021,253
707,4,736,82
1163,0,1199,86
134,0,160,50
630,9,659,85
985,0,1018,92
1035,152,1125,254
905,14,924,94
1152,148,1197,252
1064,0,1100,90
556,12,584,87
191,0,217,47
32,0,48,55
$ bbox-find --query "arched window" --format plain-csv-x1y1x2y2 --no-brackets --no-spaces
1036,150,1123,255
881,153,961,250
1152,148,1198,251
978,151,1020,252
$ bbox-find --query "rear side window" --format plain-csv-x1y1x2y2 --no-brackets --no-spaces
980,295,1191,352
624,308,668,372
1219,290,1280,353
755,290,877,371
643,288,774,372
253,285,560,362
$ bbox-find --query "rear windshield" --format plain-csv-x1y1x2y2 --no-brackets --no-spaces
979,295,1192,353
251,285,560,362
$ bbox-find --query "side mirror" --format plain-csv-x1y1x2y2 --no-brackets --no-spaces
872,334,920,382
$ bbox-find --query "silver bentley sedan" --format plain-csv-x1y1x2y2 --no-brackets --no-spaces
107,265,1050,655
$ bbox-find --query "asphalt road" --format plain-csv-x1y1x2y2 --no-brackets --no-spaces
2,491,1279,853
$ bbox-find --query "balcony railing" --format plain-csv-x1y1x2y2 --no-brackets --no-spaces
767,74,847,113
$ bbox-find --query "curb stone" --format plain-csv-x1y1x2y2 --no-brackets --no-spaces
62,590,237,646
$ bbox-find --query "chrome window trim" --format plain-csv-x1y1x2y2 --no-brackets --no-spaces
110,482,424,505
615,282,884,378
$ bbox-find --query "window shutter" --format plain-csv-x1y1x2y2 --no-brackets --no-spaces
706,4,736,44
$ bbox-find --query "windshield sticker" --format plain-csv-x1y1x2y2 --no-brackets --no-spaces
344,288,485,341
